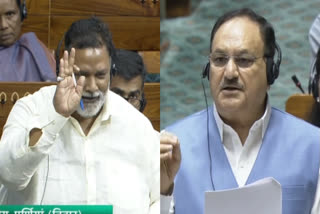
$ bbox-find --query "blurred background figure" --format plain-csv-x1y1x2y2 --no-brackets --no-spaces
0,0,56,81
308,13,320,95
309,14,320,66
309,48,320,127
111,49,147,112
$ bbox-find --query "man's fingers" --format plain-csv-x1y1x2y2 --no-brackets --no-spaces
73,65,80,72
160,131,181,161
160,131,179,146
76,76,85,95
77,75,85,86
161,144,173,153
172,139,181,161
59,58,65,78
161,152,172,161
63,51,71,76
69,48,76,72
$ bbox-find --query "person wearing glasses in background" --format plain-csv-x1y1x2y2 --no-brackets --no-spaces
160,8,320,214
110,49,147,112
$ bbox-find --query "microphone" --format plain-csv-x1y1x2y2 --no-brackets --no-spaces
291,75,305,94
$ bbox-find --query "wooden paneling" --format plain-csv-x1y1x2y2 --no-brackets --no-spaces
51,0,159,17
139,51,160,74
22,0,160,51
0,82,55,138
166,0,190,18
144,83,160,131
49,16,160,50
4,0,160,133
21,15,49,45
26,0,50,15
285,94,315,121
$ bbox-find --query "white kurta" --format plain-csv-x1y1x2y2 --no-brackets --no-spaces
0,86,160,214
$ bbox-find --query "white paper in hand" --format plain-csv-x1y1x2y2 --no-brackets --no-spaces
205,177,282,214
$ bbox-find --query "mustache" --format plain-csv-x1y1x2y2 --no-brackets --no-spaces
220,79,244,90
82,91,103,98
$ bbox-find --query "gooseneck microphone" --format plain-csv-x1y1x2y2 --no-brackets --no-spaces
291,75,305,94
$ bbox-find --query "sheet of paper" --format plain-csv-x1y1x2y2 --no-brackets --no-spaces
205,177,282,214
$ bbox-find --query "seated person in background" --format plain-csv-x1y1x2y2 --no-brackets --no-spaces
160,8,320,214
110,49,147,112
0,17,159,213
309,14,320,63
0,0,56,81
309,48,320,127
309,14,320,92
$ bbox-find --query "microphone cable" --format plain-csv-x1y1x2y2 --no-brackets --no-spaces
201,77,215,191
4,153,50,205
40,155,50,205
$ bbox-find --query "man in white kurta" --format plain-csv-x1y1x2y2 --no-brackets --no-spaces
0,17,159,214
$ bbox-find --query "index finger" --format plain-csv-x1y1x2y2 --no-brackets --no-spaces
160,131,179,146
59,58,65,78
69,48,76,72
60,50,71,77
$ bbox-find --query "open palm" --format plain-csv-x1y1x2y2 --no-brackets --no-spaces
53,48,85,117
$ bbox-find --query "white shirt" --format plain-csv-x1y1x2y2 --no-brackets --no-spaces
161,102,320,214
0,86,160,214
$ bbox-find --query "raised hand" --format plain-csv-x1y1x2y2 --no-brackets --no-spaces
160,131,181,195
53,48,85,117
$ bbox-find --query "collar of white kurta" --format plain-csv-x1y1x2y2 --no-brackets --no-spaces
99,89,113,122
67,89,113,137
213,96,271,143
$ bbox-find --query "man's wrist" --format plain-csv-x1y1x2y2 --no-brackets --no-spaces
161,183,174,196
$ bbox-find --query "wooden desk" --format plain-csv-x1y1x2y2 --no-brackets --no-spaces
285,94,315,121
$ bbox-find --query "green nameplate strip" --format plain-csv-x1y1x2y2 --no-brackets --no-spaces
0,205,112,214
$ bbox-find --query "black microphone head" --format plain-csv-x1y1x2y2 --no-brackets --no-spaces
291,75,299,84
291,74,305,93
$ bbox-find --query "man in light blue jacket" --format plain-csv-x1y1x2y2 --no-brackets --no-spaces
161,8,320,214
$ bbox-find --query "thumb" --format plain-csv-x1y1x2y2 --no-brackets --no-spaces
76,76,85,96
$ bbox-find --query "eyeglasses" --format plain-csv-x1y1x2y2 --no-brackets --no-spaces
123,96,143,109
209,53,264,68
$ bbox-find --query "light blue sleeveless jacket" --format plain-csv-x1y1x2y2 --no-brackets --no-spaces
167,106,320,214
